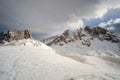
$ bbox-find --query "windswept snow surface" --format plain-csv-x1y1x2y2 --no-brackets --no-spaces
0,39,120,80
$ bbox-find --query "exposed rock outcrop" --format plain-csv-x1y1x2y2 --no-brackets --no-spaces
84,26,108,36
84,26,119,43
44,26,120,47
0,30,32,43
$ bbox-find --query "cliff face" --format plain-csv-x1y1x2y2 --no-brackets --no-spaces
0,30,32,43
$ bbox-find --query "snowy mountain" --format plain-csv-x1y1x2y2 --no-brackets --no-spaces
43,26,120,64
0,39,120,80
43,26,120,55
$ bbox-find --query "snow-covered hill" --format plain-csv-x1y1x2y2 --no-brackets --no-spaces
0,39,120,80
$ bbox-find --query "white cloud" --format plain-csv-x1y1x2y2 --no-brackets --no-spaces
98,18,120,27
66,15,84,29
107,26,115,30
114,18,120,23
98,22,106,28
95,0,120,18
67,19,83,29
98,18,120,32
98,19,114,28
107,19,114,24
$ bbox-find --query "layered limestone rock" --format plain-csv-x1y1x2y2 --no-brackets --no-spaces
0,30,32,43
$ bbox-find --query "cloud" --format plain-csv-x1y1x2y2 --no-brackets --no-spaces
66,15,84,29
98,18,120,33
0,0,120,35
83,8,120,26
82,7,120,33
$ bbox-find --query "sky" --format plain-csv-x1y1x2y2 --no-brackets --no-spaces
0,0,120,38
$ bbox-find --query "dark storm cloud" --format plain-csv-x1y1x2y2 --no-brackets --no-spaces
0,0,104,33
0,0,120,34
0,24,10,32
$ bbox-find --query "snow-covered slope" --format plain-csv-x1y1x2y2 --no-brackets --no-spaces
0,39,120,80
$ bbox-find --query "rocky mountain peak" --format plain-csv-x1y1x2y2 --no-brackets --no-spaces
85,26,106,35
43,26,120,46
